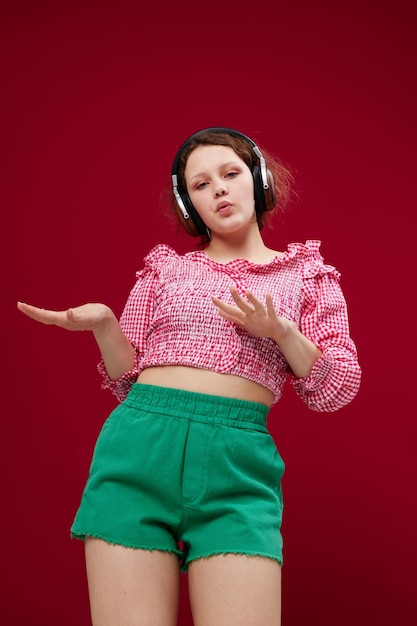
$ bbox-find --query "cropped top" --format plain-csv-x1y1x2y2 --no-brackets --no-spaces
98,240,361,412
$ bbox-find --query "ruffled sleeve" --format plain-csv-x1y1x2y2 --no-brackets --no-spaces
290,241,361,412
97,244,175,402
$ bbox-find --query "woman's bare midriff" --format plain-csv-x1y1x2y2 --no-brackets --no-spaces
136,365,274,407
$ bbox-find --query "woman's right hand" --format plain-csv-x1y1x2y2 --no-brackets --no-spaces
17,302,114,332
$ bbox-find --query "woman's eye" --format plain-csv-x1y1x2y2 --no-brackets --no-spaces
196,182,207,190
226,171,238,179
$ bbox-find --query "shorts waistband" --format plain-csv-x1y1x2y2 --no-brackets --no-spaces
123,383,269,431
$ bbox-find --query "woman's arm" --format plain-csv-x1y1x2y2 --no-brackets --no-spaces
212,279,361,413
17,302,135,380
212,287,322,377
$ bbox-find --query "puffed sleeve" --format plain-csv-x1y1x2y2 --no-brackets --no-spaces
290,251,361,412
97,245,165,402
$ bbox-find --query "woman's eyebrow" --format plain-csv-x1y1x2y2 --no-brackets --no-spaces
188,161,243,183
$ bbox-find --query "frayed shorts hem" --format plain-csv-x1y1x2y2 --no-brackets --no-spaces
71,531,282,572
71,531,183,559
186,550,283,571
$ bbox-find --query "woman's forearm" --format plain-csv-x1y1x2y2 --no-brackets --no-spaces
273,321,322,378
92,308,135,380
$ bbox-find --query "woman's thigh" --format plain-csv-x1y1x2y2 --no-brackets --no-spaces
188,554,281,626
85,538,180,626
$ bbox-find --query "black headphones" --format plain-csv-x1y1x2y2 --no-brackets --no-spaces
171,127,276,236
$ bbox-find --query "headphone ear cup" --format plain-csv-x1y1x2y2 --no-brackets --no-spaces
265,169,276,209
177,189,208,237
251,163,266,213
252,165,276,212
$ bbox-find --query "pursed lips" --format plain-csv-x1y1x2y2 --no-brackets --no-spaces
216,201,232,212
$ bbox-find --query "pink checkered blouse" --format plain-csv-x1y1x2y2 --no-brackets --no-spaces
98,240,361,412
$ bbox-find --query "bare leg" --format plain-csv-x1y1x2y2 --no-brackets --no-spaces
188,554,281,626
85,538,180,626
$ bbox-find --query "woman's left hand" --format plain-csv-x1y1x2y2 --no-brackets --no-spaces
212,286,290,342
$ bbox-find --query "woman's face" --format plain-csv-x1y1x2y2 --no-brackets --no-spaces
184,144,256,237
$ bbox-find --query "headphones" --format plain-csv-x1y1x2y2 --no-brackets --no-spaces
171,127,276,236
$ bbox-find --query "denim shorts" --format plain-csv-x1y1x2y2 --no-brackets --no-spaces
70,383,285,572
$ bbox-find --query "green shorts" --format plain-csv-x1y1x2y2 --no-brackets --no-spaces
71,383,285,572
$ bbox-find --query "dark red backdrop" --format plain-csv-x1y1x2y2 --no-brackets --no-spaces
2,1,416,624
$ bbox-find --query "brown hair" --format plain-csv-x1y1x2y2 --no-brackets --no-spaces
165,129,295,241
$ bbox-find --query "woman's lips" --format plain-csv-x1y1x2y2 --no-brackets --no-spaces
217,202,232,215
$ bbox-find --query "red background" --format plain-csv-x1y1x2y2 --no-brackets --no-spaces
2,1,416,624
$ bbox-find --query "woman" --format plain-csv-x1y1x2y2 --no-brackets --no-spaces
17,127,361,625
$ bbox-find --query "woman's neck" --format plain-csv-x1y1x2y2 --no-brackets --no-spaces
205,230,281,264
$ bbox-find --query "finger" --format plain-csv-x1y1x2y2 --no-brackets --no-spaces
67,308,76,323
211,296,244,319
244,289,267,313
66,307,95,329
265,293,278,319
216,309,245,327
229,286,256,314
17,302,63,325
211,297,246,327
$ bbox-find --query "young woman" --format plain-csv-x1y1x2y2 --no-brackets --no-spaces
17,127,361,625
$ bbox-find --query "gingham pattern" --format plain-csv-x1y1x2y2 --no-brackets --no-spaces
98,241,361,412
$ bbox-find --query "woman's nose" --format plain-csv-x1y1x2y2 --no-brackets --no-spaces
214,184,228,197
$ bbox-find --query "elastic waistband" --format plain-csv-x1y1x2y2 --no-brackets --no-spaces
123,383,269,431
